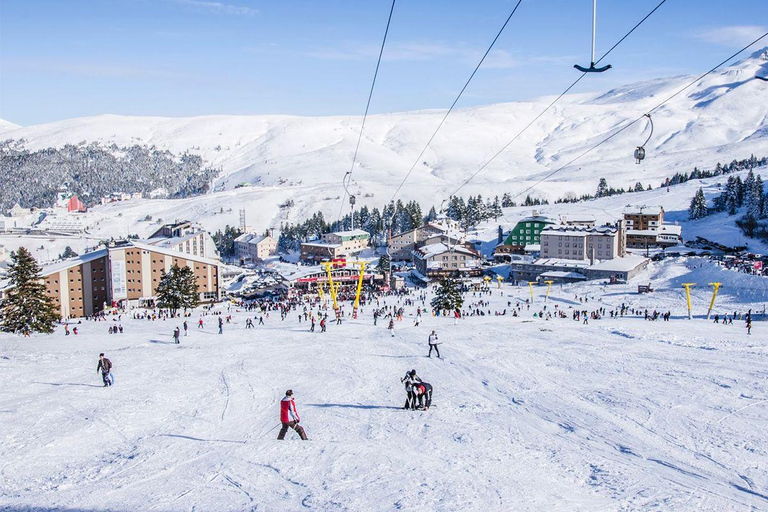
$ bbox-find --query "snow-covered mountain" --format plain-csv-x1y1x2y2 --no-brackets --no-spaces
2,48,768,228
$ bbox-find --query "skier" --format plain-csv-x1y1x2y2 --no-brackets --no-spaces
277,390,308,440
388,318,395,337
428,330,441,358
320,317,326,333
414,382,433,410
96,353,113,387
400,370,421,410
218,316,223,335
198,318,204,329
183,320,189,336
173,326,180,344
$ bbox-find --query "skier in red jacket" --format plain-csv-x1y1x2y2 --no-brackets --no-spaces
277,390,308,440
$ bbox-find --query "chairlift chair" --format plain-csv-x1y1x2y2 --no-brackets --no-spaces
755,76,768,81
634,114,653,164
574,0,612,73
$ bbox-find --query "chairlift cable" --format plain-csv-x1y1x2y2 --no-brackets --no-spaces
447,0,668,200
387,0,524,206
337,0,397,225
501,31,768,209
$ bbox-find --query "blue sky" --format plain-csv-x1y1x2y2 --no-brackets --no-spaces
1,0,766,125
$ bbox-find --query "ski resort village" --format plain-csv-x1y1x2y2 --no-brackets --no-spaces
1,1,768,510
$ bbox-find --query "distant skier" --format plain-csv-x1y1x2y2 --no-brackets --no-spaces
277,390,308,440
428,330,440,358
183,320,189,336
96,353,113,387
414,382,433,410
173,326,180,344
218,316,223,335
198,318,204,329
388,318,395,337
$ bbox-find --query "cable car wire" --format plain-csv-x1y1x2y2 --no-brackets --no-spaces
337,0,397,224
387,0,524,205
500,30,768,210
446,0,668,200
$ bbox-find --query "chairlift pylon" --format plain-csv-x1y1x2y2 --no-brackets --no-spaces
574,0,612,73
634,114,653,164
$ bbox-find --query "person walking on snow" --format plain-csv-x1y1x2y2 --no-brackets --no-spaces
96,353,113,387
388,318,395,337
198,318,204,329
183,320,188,336
173,326,180,344
218,317,223,335
277,390,308,440
428,330,441,358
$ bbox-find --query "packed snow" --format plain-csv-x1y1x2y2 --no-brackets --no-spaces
1,257,767,511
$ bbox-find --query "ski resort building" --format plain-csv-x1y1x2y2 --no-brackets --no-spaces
300,229,370,263
539,224,623,261
388,220,460,261
500,213,556,255
30,240,221,319
412,242,482,279
234,233,278,262
623,205,682,249
147,221,217,260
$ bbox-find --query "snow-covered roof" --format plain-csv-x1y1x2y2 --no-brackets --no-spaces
302,241,342,249
660,224,682,236
39,248,109,277
516,215,556,225
127,240,221,267
540,271,586,280
531,258,590,269
623,205,663,216
148,231,204,248
415,242,479,259
542,225,617,237
587,254,648,272
331,229,369,237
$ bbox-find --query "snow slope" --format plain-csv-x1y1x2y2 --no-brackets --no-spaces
2,49,768,230
0,258,766,510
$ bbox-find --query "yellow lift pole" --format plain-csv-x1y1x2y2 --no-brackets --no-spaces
323,262,339,312
544,280,554,301
352,261,366,319
527,281,537,303
682,283,696,319
496,275,504,289
707,282,721,320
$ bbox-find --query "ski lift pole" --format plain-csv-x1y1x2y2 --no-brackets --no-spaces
497,275,504,289
324,262,339,312
706,282,721,320
590,0,597,65
682,283,696,319
527,281,536,303
544,280,554,301
353,261,366,318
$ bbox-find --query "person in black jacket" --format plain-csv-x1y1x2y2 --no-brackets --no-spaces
97,353,113,387
414,382,433,410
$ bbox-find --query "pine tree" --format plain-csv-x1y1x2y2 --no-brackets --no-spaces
156,264,199,316
425,206,438,223
0,247,60,334
688,188,708,220
744,173,763,221
596,178,608,198
430,277,464,311
377,253,391,274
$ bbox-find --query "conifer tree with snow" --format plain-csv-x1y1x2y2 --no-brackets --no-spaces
688,188,708,220
156,264,199,316
0,247,60,334
431,277,464,312
596,178,609,198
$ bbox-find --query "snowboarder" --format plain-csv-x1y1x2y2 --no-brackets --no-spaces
414,382,433,410
173,326,180,344
277,390,308,440
96,353,113,387
428,330,441,358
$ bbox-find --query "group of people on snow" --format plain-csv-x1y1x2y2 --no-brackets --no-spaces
400,370,433,411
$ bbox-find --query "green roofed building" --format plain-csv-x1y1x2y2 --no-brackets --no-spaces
503,214,556,250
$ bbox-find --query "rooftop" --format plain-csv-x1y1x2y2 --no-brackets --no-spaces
623,205,663,216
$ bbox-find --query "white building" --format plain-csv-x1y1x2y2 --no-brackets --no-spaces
412,242,482,279
234,233,278,262
540,225,622,262
146,221,218,260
